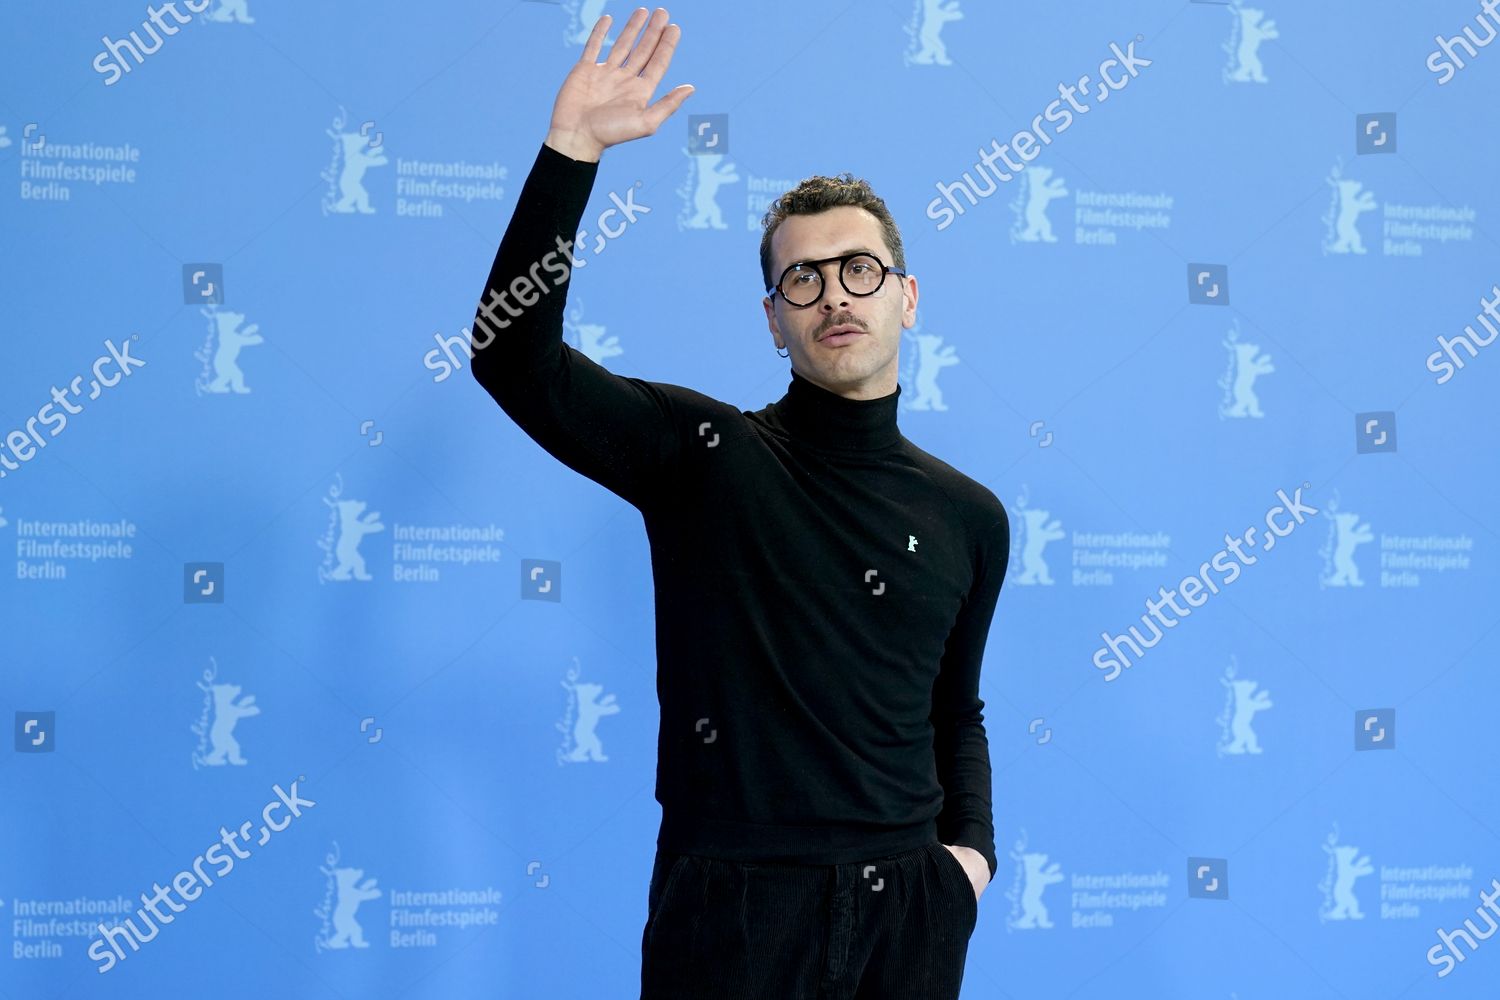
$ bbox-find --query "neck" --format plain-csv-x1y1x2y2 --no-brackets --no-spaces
775,368,902,452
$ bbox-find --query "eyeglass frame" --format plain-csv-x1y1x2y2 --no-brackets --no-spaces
766,252,908,308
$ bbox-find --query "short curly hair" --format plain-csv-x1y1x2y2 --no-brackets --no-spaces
758,173,906,295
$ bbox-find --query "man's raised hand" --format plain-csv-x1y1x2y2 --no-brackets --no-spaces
546,7,694,163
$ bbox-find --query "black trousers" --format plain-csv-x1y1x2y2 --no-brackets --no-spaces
640,840,979,1000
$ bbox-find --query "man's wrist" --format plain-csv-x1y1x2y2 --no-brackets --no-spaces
545,128,604,163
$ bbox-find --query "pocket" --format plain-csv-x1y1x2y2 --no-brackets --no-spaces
648,852,688,919
933,844,978,918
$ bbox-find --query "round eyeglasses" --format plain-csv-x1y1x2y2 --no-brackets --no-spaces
768,252,907,308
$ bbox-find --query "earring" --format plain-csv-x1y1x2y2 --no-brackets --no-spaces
776,347,789,357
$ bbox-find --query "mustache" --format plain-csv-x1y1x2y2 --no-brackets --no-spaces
818,314,865,336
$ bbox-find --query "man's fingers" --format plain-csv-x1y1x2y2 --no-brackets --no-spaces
636,21,681,90
623,8,670,74
580,13,611,64
605,7,651,69
645,83,694,132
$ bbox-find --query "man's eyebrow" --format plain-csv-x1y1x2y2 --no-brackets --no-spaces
787,246,879,264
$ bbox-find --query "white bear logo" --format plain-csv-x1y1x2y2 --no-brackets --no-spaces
1223,1,1278,84
203,0,254,23
1321,163,1377,256
1218,327,1274,419
903,0,964,67
315,845,382,952
1011,492,1064,586
563,0,615,46
903,331,960,412
1318,502,1372,588
1010,165,1068,244
194,307,264,395
197,682,260,766
558,664,621,764
1216,666,1271,756
317,476,385,583
564,303,623,365
1005,832,1065,932
677,149,739,230
321,109,388,216
1318,828,1372,922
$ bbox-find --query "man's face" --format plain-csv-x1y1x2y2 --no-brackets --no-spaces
762,206,918,400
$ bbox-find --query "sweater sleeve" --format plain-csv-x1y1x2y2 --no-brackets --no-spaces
471,141,684,511
931,511,1011,881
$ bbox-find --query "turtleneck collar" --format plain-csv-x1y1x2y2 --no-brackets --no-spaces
773,368,903,453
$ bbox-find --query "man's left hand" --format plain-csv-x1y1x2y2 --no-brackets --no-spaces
942,843,990,904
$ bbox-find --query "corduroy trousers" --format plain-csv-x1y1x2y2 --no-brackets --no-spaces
640,840,979,999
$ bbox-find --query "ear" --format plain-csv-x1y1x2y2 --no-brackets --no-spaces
900,273,919,329
764,295,783,348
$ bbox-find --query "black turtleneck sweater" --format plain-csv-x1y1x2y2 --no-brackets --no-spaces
472,141,1010,880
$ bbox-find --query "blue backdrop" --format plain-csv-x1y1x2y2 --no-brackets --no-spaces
4,1,1499,997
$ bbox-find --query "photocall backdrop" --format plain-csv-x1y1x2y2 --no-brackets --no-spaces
3,1,1498,997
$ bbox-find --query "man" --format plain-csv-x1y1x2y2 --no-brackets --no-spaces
472,8,1010,997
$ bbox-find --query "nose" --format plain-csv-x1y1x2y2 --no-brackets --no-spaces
817,262,850,310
